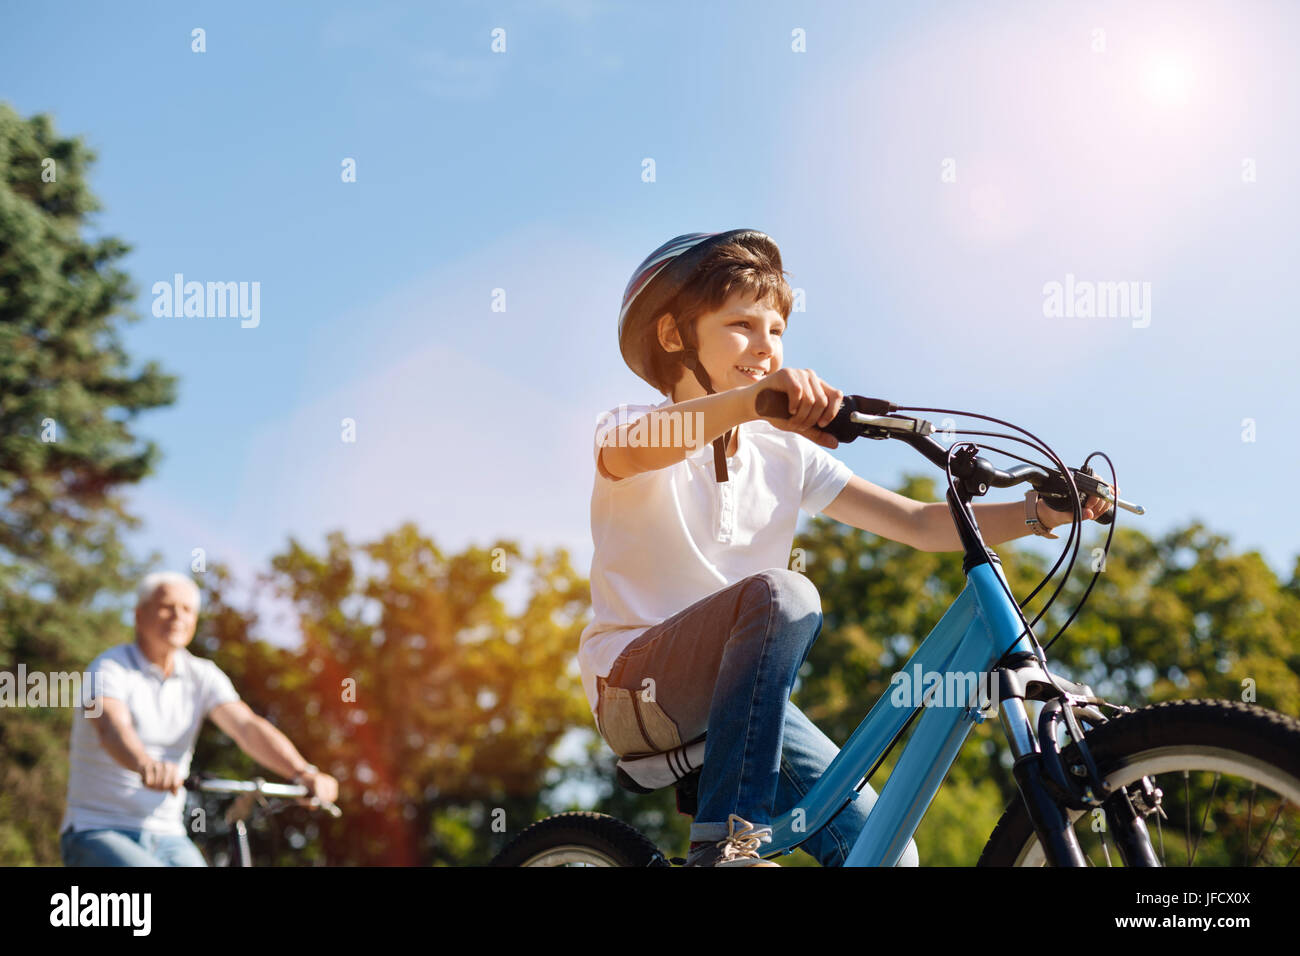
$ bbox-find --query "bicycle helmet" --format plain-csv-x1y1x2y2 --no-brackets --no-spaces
617,229,784,482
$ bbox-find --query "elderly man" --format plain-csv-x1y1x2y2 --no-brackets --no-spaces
60,571,339,866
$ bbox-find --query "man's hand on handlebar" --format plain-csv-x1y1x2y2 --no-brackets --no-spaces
297,769,339,807
748,368,843,449
138,758,186,794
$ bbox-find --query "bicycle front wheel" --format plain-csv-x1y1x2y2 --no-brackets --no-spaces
978,699,1300,867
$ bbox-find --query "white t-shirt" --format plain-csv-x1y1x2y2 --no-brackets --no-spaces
60,642,241,836
577,398,854,716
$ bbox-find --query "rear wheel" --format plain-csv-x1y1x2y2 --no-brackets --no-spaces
491,812,671,867
978,699,1300,867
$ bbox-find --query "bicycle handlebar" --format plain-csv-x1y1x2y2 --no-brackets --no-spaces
185,774,343,818
754,389,1144,518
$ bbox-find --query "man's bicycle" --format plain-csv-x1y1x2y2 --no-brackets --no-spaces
185,774,342,867
493,391,1300,866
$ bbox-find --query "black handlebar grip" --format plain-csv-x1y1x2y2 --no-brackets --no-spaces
755,389,897,445
1042,463,1117,525
1076,463,1117,525
755,388,857,441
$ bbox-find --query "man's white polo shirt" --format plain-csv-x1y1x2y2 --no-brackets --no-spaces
60,641,241,836
577,399,854,717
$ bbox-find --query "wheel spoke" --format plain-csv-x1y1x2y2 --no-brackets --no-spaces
1250,799,1286,867
1245,782,1257,867
1188,771,1220,867
1153,795,1167,866
1183,770,1192,867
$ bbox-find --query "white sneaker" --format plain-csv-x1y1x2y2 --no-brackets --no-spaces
683,815,780,867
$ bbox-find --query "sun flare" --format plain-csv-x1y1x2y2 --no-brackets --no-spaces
1144,53,1194,107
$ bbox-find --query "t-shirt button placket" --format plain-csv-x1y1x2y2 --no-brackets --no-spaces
718,482,736,542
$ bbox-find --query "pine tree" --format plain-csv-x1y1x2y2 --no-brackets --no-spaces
0,103,177,864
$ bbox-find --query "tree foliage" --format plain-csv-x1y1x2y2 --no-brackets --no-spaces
191,526,591,865
0,103,175,865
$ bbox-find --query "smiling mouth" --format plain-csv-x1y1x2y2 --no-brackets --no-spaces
736,366,766,379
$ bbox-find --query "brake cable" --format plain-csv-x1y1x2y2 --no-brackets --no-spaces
1042,451,1119,653
894,405,1129,807
786,396,1118,823
937,439,1073,687
944,428,1082,616
901,407,1119,780
900,404,1087,658
944,432,1122,650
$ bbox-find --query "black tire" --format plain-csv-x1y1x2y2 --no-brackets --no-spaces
490,812,672,867
978,699,1300,867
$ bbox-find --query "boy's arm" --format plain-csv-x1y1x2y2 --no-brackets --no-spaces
820,475,933,549
822,477,1072,551
599,389,753,480
600,368,842,479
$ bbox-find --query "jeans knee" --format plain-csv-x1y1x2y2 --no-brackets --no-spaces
747,568,822,627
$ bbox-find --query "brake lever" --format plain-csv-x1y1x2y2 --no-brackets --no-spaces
1039,464,1142,520
292,793,343,818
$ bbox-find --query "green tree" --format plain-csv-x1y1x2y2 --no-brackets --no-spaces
0,104,176,865
191,526,592,865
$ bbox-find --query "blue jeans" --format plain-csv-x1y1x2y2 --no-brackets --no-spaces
61,827,209,867
599,568,920,866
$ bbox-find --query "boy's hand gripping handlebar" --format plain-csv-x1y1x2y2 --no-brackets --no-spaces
754,388,1142,521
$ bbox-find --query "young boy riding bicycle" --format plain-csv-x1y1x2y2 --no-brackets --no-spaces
580,229,1111,866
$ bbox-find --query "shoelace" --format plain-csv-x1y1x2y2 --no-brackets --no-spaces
717,814,767,861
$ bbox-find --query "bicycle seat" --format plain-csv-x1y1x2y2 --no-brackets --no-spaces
615,735,706,793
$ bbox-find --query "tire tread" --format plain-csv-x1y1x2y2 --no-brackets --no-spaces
491,811,670,867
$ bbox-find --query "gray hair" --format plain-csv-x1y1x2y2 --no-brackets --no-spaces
136,571,201,612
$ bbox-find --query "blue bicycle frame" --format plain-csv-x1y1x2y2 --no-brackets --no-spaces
764,559,1034,866
658,398,1141,866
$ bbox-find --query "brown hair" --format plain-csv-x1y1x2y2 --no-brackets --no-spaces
636,239,793,396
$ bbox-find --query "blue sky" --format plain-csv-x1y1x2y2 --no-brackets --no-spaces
3,0,1297,645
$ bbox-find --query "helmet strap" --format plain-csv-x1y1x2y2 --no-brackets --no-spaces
679,344,732,484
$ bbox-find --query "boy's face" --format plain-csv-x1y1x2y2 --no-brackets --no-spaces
661,290,786,401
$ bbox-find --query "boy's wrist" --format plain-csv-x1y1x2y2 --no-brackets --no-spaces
731,384,762,424
689,387,755,430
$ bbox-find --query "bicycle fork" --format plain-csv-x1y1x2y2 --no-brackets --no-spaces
1000,694,1162,866
231,819,253,867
